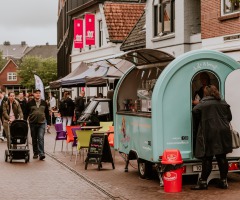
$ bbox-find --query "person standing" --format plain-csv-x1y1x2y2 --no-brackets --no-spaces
26,89,50,160
0,91,7,140
2,92,23,148
74,90,85,122
16,91,27,120
191,85,232,190
59,91,75,131
49,92,57,125
192,72,211,106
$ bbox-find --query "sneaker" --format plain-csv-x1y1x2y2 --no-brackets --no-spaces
33,154,38,159
0,136,4,141
39,154,45,160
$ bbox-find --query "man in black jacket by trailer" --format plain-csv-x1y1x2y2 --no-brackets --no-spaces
26,89,50,160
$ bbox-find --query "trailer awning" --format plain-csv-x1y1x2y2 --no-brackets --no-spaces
86,48,175,67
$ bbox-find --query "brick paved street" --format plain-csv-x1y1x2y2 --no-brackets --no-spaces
1,126,240,200
44,126,240,200
0,134,111,200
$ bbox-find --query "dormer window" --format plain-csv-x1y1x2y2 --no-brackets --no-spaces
7,72,17,81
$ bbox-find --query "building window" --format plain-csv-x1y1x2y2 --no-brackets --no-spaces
99,20,103,47
153,0,175,37
7,72,17,81
223,0,240,14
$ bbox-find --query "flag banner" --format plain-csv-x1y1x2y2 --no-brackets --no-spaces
85,13,95,45
34,74,45,100
74,19,83,48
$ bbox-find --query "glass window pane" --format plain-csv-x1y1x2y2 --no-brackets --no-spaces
233,1,240,12
224,0,232,13
163,2,171,32
153,5,158,36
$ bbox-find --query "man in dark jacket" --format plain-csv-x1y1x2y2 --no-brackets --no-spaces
74,90,85,122
26,89,50,160
191,85,232,190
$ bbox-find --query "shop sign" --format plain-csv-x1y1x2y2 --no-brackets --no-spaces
74,19,83,48
85,14,95,45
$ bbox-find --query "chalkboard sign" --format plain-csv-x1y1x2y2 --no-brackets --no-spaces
85,134,115,170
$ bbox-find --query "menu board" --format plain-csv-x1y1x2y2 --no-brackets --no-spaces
85,134,115,170
88,135,104,154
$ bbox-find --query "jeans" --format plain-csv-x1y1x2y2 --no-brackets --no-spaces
62,116,72,131
30,123,45,156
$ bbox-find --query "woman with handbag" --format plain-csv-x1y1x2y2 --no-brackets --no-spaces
191,84,232,190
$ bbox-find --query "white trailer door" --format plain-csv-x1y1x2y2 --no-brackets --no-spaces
225,69,240,157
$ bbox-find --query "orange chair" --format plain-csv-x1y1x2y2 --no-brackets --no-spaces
108,126,115,160
66,125,80,153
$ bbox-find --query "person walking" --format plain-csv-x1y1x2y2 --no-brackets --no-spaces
74,90,85,122
191,84,232,190
2,92,23,148
59,91,75,131
26,89,50,160
16,91,27,120
0,91,7,140
49,92,57,126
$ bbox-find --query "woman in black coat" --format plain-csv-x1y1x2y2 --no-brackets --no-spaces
191,84,232,190
59,91,75,131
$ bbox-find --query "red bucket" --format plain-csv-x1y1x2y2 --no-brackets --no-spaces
162,168,182,193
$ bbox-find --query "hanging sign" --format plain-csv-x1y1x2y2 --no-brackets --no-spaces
85,14,95,45
74,19,83,48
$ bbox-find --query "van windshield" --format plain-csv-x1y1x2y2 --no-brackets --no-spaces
83,100,98,114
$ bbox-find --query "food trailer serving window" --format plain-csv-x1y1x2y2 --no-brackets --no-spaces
116,49,175,115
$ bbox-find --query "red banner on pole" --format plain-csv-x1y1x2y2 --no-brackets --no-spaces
85,14,95,45
74,19,83,48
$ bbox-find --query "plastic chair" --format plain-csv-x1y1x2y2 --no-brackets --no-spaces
108,128,115,161
99,121,113,132
75,129,93,165
70,127,81,161
53,123,67,153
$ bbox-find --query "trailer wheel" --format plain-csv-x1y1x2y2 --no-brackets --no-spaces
138,160,152,179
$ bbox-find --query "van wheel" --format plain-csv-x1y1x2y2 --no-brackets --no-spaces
138,159,152,179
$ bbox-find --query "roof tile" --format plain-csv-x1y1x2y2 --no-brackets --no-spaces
104,2,145,42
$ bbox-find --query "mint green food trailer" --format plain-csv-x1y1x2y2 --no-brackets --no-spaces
113,49,240,180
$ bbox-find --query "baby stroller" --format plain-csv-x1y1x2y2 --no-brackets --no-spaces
5,120,30,163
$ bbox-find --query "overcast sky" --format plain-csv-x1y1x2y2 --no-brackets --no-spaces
0,0,58,46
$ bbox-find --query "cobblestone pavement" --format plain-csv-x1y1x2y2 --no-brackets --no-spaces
2,126,240,200
0,133,111,200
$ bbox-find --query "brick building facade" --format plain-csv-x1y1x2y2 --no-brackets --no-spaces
201,0,240,39
201,0,240,61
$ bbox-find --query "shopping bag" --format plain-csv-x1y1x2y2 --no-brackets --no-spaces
55,117,62,124
230,124,240,149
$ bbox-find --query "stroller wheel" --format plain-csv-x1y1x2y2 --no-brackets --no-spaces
9,156,13,163
4,150,8,162
25,153,30,163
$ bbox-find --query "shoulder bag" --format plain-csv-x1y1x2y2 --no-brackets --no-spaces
230,123,240,149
